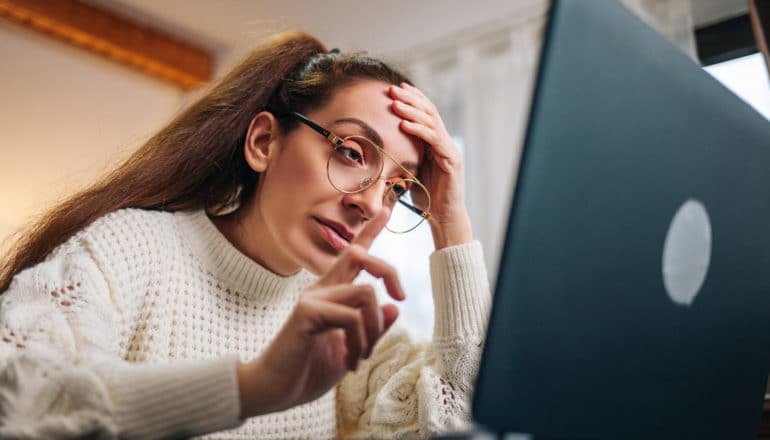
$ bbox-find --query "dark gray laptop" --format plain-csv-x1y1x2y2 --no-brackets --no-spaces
472,0,770,439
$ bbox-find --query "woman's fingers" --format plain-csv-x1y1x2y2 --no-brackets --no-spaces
389,83,437,116
391,99,435,128
315,210,405,301
398,122,454,174
310,284,382,358
390,84,458,167
299,297,367,370
352,207,389,249
350,246,404,300
399,119,440,150
318,245,404,300
302,283,400,367
381,303,399,330
392,103,451,161
401,82,432,101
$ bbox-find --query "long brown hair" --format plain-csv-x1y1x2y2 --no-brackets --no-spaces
0,31,411,292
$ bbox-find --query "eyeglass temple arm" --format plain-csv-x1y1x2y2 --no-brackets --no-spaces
398,199,430,219
279,111,343,145
275,110,430,221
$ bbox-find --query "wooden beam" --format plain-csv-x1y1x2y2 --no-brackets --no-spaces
750,0,770,78
0,0,213,90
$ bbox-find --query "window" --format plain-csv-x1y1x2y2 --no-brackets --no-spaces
704,52,770,120
370,214,436,338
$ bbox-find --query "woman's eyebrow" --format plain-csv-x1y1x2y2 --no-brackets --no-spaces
332,117,383,146
400,161,419,174
332,117,419,174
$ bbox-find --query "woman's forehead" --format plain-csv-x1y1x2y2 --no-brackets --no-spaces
314,81,424,166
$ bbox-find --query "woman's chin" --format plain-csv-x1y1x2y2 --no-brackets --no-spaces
298,246,339,276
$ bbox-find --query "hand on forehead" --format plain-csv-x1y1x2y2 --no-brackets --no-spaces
311,80,425,170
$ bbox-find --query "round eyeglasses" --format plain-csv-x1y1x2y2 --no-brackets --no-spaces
277,111,431,233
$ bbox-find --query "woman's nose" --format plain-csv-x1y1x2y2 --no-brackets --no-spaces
342,180,388,220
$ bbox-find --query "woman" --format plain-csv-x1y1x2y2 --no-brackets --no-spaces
0,32,490,439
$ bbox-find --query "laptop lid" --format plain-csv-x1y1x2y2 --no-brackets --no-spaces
472,0,770,438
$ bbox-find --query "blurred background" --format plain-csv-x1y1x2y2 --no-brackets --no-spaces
1,0,768,337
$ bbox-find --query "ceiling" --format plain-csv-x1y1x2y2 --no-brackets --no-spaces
692,0,749,26
85,0,538,61
85,0,750,71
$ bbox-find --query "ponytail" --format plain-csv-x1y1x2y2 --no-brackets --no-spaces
0,31,412,292
0,32,325,292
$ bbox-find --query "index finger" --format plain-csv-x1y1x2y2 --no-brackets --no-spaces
351,208,390,250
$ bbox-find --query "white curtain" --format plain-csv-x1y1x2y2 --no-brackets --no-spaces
375,0,695,338
403,2,548,281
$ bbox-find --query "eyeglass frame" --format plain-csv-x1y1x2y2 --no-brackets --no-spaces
272,110,431,232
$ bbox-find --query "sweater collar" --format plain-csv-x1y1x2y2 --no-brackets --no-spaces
175,210,316,301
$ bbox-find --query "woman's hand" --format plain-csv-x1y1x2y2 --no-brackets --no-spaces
237,211,403,418
389,83,473,249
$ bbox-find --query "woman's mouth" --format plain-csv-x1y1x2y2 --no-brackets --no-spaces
313,217,353,251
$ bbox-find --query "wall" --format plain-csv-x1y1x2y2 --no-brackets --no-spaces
0,20,183,252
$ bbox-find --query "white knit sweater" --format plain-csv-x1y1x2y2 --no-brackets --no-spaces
0,208,491,439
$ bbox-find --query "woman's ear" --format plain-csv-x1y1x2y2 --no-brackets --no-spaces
244,112,280,172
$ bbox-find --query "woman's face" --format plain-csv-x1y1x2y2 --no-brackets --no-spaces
253,80,424,275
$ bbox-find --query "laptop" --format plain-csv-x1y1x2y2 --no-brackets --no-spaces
471,0,770,439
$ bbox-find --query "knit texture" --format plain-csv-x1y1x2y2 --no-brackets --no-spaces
0,208,490,439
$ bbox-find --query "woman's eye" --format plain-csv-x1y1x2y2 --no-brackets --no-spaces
337,146,364,165
391,180,412,196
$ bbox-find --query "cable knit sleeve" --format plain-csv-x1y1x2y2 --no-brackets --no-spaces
337,241,491,439
0,234,242,439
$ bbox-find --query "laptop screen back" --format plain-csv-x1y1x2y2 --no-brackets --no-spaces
472,0,770,438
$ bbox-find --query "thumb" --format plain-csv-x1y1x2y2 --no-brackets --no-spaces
350,208,390,250
381,303,399,331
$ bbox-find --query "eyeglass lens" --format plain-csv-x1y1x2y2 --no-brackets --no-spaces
327,135,428,233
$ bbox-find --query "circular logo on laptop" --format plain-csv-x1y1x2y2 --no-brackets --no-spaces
662,199,712,306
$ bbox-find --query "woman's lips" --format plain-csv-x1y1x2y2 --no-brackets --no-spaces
313,217,352,251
